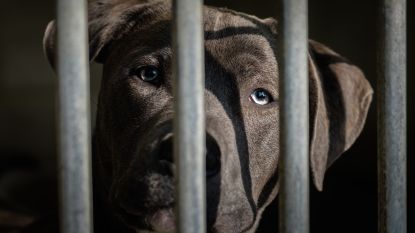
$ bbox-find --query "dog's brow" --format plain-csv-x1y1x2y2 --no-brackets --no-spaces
205,26,266,42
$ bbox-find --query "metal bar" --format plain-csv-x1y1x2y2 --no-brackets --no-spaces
278,0,309,232
377,0,407,232
172,0,206,232
56,0,93,232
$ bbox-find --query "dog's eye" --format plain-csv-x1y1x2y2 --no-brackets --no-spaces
250,88,273,105
135,66,160,82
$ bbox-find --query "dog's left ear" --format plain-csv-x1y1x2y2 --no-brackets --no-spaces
308,40,373,191
43,0,163,69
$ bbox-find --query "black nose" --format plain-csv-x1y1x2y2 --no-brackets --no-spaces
157,133,221,178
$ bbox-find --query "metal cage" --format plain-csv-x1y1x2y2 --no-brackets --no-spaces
55,0,407,232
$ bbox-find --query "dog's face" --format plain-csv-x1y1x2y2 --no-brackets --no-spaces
43,1,373,232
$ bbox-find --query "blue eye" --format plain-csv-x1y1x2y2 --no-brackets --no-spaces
250,88,272,105
135,66,160,82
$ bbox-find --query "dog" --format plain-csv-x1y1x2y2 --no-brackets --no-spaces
43,0,373,232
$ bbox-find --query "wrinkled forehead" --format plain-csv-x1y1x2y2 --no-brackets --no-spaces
110,3,278,82
203,7,278,82
206,6,278,66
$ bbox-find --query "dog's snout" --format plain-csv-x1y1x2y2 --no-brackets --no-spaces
155,133,221,178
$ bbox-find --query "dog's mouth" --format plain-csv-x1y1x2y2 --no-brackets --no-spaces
113,125,221,232
115,168,176,231
118,205,176,232
116,178,176,232
147,208,175,232
113,130,176,231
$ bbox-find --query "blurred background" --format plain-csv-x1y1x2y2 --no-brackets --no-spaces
0,0,413,232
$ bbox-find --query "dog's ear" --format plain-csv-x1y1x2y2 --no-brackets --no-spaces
261,17,278,36
43,0,164,68
43,21,58,69
308,40,373,191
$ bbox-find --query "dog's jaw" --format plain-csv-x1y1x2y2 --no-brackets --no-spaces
136,231,173,233
148,208,175,233
122,208,175,233
136,209,175,233
136,230,170,233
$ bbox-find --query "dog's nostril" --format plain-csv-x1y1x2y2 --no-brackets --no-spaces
206,134,221,178
156,133,221,178
158,136,174,163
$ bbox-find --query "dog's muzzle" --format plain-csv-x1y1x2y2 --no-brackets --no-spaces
115,128,222,232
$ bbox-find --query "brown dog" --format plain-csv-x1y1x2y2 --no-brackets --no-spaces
43,0,373,232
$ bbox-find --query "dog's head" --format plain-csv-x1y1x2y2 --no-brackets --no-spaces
43,0,373,232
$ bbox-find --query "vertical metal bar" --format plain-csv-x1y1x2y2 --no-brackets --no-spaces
172,0,206,232
378,0,407,232
278,0,309,232
57,0,93,233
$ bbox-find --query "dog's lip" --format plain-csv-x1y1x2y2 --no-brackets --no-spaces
117,204,175,232
148,208,176,233
119,199,175,217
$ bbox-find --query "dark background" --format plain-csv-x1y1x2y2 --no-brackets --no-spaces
0,0,413,232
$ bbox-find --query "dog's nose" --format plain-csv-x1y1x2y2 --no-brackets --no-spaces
156,133,221,178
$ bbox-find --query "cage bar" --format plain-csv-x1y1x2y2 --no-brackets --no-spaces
377,0,407,232
56,0,93,232
278,0,310,233
172,0,206,232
